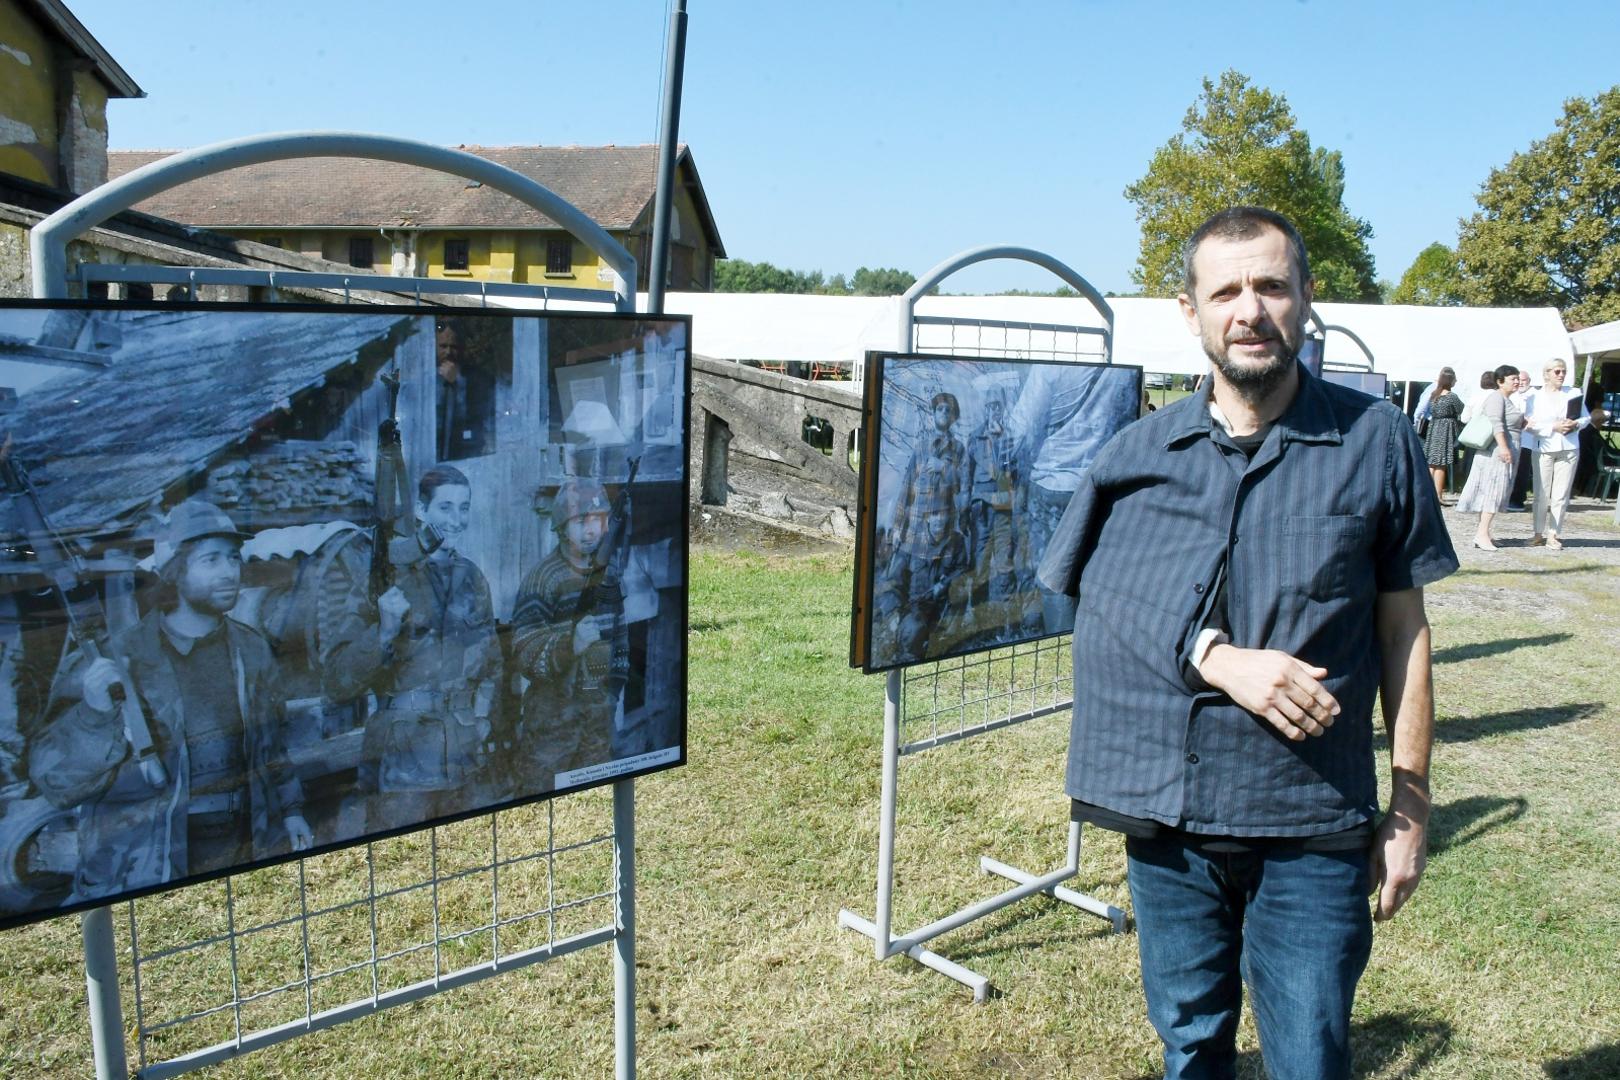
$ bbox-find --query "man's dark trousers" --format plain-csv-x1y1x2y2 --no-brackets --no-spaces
1125,833,1373,1080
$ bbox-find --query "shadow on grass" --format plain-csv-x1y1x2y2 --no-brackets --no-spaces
1452,562,1607,577
1433,632,1572,664
1433,702,1601,744
1544,1041,1620,1078
1223,1012,1454,1079
1428,794,1528,854
1547,537,1620,549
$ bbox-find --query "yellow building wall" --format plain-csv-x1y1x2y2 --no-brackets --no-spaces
0,0,61,186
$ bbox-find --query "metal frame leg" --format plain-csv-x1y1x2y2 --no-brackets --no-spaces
613,779,635,1080
83,905,128,1080
838,673,1125,1001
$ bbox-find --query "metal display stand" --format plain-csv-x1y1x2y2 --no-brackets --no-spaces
29,132,645,1079
838,247,1128,1001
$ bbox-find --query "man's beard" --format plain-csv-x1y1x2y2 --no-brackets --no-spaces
1206,333,1301,403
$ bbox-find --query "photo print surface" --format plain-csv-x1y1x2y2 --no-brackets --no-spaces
851,354,1142,673
0,301,688,929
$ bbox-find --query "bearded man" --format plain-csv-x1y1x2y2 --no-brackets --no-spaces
30,500,311,902
1038,207,1457,1079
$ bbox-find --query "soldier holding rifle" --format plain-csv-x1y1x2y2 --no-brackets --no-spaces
511,477,630,789
29,500,311,901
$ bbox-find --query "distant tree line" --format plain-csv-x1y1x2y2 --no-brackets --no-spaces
714,260,918,296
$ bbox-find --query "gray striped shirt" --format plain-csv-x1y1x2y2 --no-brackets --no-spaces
1038,366,1457,837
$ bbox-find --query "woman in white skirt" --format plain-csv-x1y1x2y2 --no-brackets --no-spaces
1455,364,1524,551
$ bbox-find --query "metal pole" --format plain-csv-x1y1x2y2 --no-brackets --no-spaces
83,907,128,1079
613,778,635,1080
37,215,128,1080
646,0,688,314
873,669,902,958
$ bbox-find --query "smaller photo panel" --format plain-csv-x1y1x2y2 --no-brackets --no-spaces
852,353,1143,673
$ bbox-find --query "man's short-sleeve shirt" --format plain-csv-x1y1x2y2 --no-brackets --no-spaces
1037,366,1458,837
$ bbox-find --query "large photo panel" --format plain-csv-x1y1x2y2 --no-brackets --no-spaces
851,353,1142,673
0,300,689,930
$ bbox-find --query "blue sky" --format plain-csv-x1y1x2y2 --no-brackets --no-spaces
73,0,1620,296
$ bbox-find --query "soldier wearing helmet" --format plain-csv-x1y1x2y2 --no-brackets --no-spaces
510,477,629,790
879,389,969,666
29,499,311,903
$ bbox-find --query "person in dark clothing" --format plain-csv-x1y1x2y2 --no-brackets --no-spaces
1039,207,1456,1079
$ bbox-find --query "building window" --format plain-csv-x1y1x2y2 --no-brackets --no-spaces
546,237,572,275
348,237,374,268
444,238,470,272
260,237,283,249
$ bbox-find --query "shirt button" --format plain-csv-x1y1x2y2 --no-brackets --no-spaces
1186,753,1200,764
1193,583,1204,594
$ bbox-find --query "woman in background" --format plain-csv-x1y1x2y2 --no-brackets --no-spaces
1422,367,1464,505
1455,365,1524,551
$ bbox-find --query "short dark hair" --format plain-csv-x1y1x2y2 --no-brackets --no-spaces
1182,207,1311,294
1479,370,1498,390
1493,364,1519,387
418,464,471,504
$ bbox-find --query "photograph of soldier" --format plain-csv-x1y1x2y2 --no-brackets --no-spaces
964,382,1021,614
858,356,1141,672
884,392,971,659
318,465,502,834
0,302,688,928
510,478,630,791
27,500,311,903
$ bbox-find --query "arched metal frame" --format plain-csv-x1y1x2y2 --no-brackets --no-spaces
899,245,1115,353
30,131,642,1080
30,131,637,310
840,246,1125,1002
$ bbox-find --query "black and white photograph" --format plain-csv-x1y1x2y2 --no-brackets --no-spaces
1321,369,1389,398
851,353,1142,673
0,301,689,929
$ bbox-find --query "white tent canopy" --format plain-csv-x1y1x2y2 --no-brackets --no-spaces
1571,318,1620,359
498,291,1573,395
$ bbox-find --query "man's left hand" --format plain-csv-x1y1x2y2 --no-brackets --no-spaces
284,814,315,852
1369,805,1426,921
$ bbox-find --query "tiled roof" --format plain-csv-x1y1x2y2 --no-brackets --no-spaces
106,144,705,236
2,308,416,536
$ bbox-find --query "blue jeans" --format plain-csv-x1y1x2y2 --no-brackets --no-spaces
1125,833,1373,1080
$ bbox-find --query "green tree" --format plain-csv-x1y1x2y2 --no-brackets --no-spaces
1124,71,1380,302
1389,243,1464,306
712,259,825,293
1454,86,1620,328
850,266,917,296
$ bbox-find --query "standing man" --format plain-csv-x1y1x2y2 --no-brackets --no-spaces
1523,359,1588,550
1039,207,1457,1078
30,500,312,902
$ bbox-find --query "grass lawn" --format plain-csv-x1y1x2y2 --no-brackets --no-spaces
2,504,1618,1077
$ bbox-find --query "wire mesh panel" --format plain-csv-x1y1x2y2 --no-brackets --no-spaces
895,313,1103,755
912,315,1109,364
898,636,1072,756
119,788,619,1077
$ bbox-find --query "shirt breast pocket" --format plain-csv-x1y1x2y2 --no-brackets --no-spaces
1280,515,1369,600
